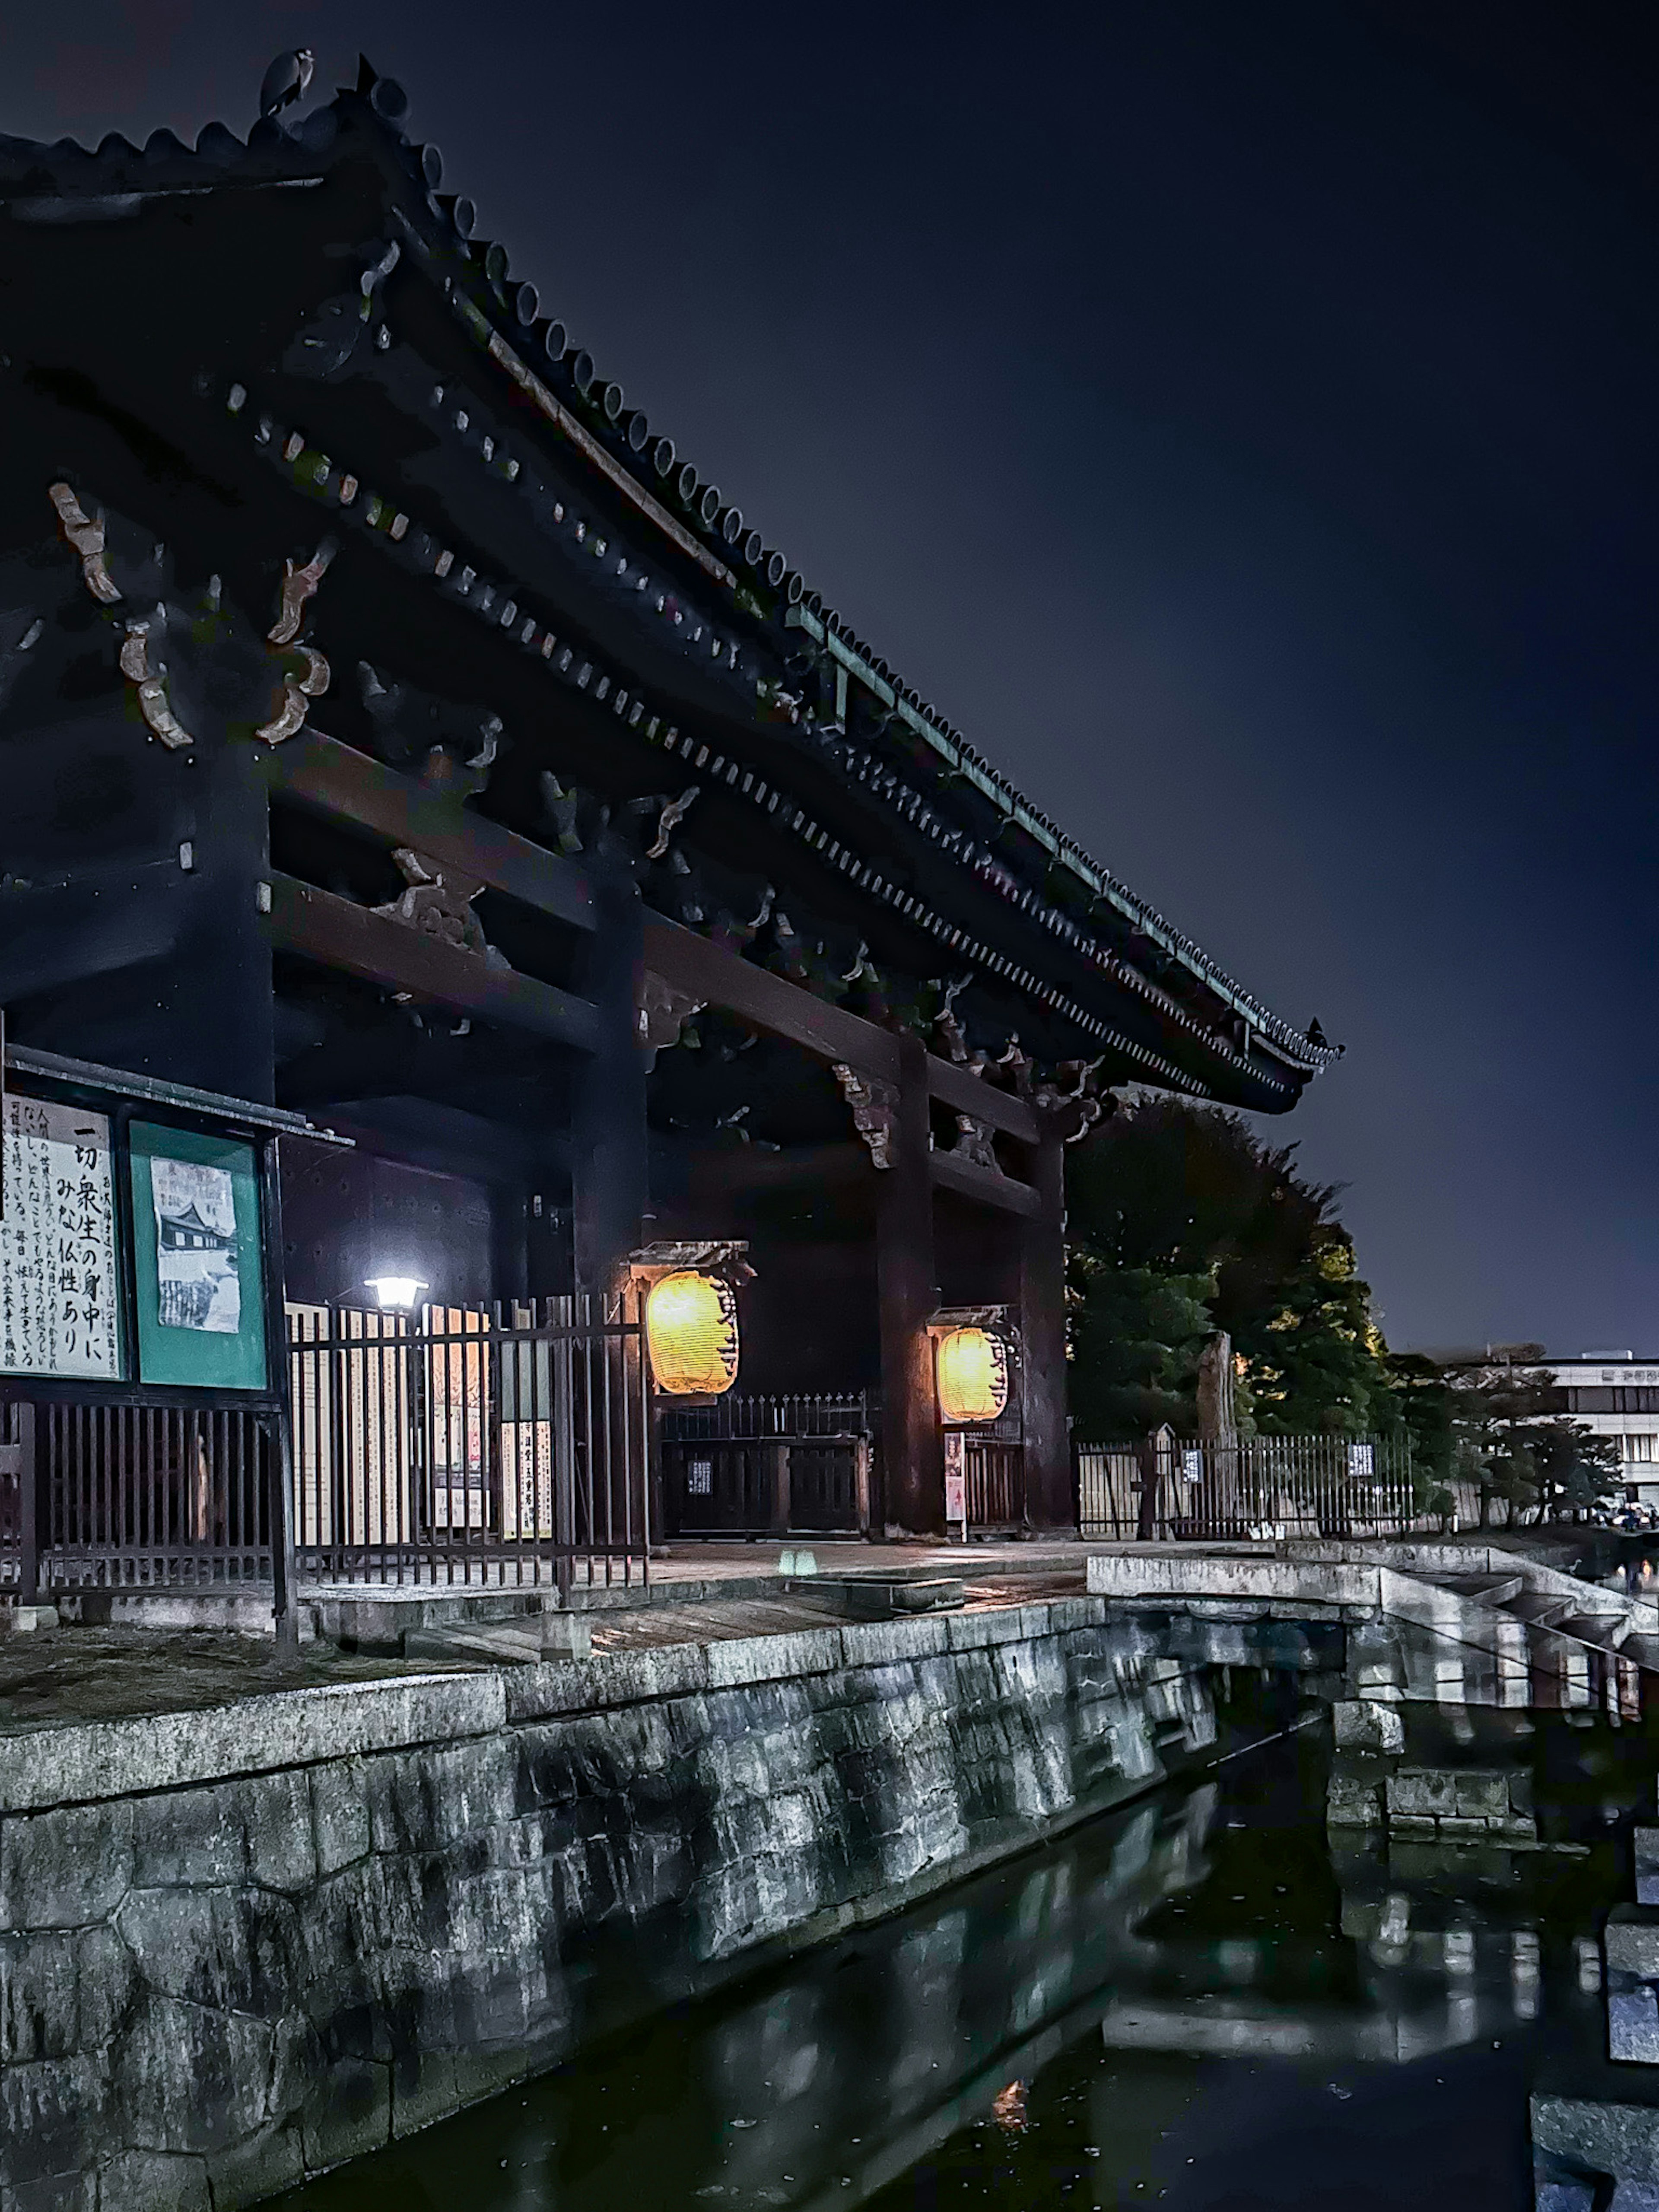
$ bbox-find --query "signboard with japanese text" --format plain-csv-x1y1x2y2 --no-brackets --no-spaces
129,1122,268,1392
0,1093,124,1382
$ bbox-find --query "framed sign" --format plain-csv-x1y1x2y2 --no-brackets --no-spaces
128,1121,268,1392
0,1093,124,1382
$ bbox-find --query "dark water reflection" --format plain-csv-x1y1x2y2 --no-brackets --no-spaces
279,1675,1651,2212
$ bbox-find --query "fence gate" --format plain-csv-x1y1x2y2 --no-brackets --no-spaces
286,1290,652,1590
662,1394,872,1538
1077,1433,1413,1541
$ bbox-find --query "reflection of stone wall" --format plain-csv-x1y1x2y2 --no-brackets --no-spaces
0,1604,1214,2211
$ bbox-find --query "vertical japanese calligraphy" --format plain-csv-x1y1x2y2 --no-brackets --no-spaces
0,1094,123,1380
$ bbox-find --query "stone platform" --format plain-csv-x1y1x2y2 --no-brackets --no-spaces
0,1583,1217,2211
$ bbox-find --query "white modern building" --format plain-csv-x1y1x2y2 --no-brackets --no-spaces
1544,1353,1659,1505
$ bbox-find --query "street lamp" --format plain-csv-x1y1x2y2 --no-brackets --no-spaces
364,1275,427,1313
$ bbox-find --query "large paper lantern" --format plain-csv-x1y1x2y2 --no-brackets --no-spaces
645,1269,740,1396
935,1326,1009,1424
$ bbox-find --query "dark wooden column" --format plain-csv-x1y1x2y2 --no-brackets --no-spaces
877,1034,942,1536
572,865,647,1295
1020,1128,1073,1532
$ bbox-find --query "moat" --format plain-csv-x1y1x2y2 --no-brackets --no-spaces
271,1669,1658,2212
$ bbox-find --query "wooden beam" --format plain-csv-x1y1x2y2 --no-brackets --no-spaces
928,1148,1042,1218
690,1142,870,1198
643,916,903,1081
925,1057,1041,1146
643,919,1046,1154
268,733,597,933
266,874,600,1051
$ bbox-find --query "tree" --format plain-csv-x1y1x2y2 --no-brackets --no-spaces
1065,1098,1398,1440
1447,1349,1621,1524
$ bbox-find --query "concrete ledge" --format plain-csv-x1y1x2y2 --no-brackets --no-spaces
1087,1554,1383,1608
505,1643,713,1721
0,1672,505,1814
706,1627,845,1688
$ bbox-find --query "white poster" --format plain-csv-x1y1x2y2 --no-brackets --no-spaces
944,1429,966,1527
151,1157,241,1333
0,1094,123,1379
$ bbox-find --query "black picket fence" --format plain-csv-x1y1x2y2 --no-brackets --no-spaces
1077,1432,1415,1541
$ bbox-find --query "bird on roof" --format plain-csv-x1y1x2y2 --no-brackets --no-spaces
1307,1017,1330,1048
259,49,315,120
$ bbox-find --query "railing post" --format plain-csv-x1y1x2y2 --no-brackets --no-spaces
257,1136,298,1646
3,1402,40,1607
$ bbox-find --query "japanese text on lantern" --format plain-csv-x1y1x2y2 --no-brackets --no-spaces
0,1095,123,1380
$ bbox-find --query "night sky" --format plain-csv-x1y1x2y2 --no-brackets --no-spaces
5,3,1655,1355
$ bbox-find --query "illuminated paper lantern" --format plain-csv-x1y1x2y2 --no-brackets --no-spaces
645,1269,739,1396
935,1326,1008,1424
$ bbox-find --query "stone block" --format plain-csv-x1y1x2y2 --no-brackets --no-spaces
0,2056,108,2192
1332,1700,1405,1753
539,1614,593,1659
1385,1769,1458,1819
838,1617,950,1669
1535,2094,1659,2181
1434,1817,1491,1842
1389,1815,1438,1838
202,2125,306,2207
93,2150,211,2212
1635,1827,1659,1905
1609,2184,1659,2211
1,2168,96,2211
1452,1772,1511,1821
1611,1983,1659,2063
111,1993,276,2154
1325,1771,1384,1827
0,1802,134,1932
504,1644,710,1721
297,2054,390,2172
705,1630,843,1689
310,1761,371,1876
1607,1908,1659,1983
0,1675,507,1815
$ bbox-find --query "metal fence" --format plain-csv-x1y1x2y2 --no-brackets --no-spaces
1077,1433,1414,1541
1,1398,275,1595
662,1392,872,1537
286,1292,652,1590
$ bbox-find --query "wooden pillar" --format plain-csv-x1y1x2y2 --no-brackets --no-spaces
877,1034,942,1536
1020,1129,1072,1532
572,866,647,1296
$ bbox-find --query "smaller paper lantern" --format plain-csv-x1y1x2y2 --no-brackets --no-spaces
645,1270,739,1396
935,1326,1009,1424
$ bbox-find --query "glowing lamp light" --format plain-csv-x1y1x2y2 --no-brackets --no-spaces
365,1276,427,1313
935,1326,1009,1425
645,1269,739,1397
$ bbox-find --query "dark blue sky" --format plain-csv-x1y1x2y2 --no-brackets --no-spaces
6,2,1656,1352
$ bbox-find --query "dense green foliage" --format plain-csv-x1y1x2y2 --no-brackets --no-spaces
1065,1098,1401,1442
1064,1101,1615,1520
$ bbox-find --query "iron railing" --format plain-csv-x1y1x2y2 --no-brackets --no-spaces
0,1398,275,1594
285,1292,652,1590
1077,1433,1414,1541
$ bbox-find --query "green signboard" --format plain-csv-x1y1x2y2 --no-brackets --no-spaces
128,1121,268,1392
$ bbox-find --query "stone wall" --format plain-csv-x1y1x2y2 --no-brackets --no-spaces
0,1597,1214,2211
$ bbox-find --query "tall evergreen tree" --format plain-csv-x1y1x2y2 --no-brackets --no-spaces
1066,1098,1399,1440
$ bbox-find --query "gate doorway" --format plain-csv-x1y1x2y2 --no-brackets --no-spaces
662,1394,873,1539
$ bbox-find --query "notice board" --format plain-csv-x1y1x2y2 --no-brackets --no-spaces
128,1121,268,1392
0,1092,124,1382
